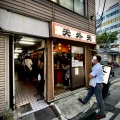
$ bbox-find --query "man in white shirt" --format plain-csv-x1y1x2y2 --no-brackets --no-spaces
22,55,33,85
78,56,105,119
24,58,33,71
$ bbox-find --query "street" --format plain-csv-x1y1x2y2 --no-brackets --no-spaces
76,67,120,120
13,67,120,120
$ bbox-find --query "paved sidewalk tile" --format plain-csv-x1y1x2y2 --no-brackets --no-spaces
18,113,36,120
116,101,120,108
114,113,120,120
34,107,56,120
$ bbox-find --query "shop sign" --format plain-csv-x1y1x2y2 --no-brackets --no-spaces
51,22,96,44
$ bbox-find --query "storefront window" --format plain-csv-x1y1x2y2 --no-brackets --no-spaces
74,0,84,16
59,0,73,11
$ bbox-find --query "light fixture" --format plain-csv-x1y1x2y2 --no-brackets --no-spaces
14,53,19,56
58,47,61,49
16,47,22,50
19,41,34,45
58,43,61,46
14,55,18,59
14,50,22,53
14,53,19,59
21,36,35,42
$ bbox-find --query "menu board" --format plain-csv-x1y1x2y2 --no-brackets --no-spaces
71,46,84,67
72,60,83,67
102,65,111,84
71,46,83,54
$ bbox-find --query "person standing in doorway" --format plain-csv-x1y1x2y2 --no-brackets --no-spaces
22,55,33,85
78,55,106,119
62,59,70,89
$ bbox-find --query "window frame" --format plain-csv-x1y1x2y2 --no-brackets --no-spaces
50,0,86,17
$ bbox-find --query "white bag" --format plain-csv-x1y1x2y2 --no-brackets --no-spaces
89,78,96,87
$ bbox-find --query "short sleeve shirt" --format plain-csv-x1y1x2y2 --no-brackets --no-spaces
25,59,33,71
90,63,103,83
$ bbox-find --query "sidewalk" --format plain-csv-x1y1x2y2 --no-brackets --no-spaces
9,76,120,120
17,107,58,120
51,76,120,120
7,67,120,120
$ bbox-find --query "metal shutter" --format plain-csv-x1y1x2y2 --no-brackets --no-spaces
0,35,5,117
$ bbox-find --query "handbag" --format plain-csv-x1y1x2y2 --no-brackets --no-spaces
89,78,96,87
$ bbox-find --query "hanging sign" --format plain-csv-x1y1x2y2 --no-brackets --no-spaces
51,22,96,44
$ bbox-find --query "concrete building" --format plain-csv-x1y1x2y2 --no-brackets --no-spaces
97,1,120,63
0,0,96,117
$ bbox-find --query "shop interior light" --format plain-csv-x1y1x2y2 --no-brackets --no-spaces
14,53,19,56
58,43,61,46
21,37,35,42
14,49,22,53
14,53,19,58
16,47,22,50
14,55,18,59
19,41,34,45
58,47,61,49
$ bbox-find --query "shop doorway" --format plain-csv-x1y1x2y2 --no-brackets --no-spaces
53,43,71,95
53,42,85,96
13,35,48,118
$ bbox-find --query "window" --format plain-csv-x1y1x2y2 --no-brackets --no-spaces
106,10,119,18
59,0,73,11
74,0,84,16
116,10,119,13
50,0,85,16
51,0,57,2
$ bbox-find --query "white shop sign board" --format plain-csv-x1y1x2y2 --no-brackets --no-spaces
0,8,49,37
102,65,112,84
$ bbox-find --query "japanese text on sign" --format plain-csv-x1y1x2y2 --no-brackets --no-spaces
52,22,96,44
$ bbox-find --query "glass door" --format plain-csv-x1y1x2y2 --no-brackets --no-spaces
71,46,85,89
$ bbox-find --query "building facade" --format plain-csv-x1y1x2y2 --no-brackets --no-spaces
97,1,120,63
0,0,96,116
97,2,120,37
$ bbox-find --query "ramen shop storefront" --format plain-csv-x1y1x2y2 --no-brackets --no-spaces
46,22,96,101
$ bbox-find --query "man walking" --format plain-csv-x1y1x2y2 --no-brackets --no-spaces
78,55,106,119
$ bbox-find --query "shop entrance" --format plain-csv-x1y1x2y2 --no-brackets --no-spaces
53,42,85,96
54,43,71,95
13,35,48,118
